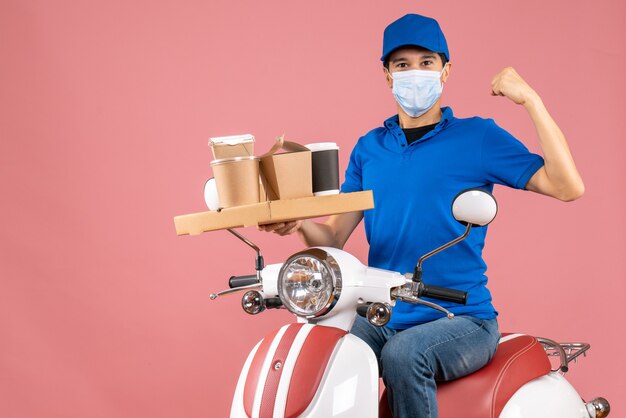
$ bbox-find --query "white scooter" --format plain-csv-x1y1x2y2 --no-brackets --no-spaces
208,189,610,418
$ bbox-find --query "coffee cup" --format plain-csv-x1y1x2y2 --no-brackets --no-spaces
305,142,340,196
210,156,260,208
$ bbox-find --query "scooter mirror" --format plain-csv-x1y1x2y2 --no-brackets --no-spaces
451,189,498,227
413,189,498,279
204,177,220,211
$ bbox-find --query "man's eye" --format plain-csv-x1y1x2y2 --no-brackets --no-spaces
397,63,408,68
421,60,433,66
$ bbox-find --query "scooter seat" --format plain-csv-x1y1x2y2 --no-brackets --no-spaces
379,333,551,418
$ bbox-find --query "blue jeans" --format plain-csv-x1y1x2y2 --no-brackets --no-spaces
351,315,500,418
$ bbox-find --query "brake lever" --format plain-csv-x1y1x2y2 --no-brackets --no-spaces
210,283,263,300
395,294,455,319
393,281,455,319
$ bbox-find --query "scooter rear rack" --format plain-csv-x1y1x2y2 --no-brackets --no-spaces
537,337,590,373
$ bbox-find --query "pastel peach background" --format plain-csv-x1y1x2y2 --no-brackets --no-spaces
1,1,624,417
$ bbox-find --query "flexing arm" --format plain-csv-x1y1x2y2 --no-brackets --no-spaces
491,67,584,201
258,211,364,249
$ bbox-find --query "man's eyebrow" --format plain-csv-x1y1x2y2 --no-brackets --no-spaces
390,54,438,63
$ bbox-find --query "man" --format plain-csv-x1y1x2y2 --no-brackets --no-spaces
260,13,583,418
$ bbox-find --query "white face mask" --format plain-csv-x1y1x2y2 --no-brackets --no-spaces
388,65,447,118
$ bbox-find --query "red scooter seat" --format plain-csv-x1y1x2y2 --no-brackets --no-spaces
379,333,551,418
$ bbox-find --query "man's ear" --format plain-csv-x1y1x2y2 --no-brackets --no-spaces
441,62,452,83
384,67,393,88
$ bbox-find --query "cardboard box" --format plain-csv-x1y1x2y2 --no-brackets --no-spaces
260,135,312,201
174,191,374,235
209,134,255,159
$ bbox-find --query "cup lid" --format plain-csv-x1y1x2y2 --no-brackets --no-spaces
209,134,255,146
210,156,259,166
304,142,339,151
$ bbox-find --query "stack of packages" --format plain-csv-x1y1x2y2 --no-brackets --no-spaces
207,134,340,210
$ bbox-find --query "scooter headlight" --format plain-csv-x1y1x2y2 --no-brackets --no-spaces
277,248,342,318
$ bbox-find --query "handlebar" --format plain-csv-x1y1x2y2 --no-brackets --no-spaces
420,284,467,305
229,275,260,288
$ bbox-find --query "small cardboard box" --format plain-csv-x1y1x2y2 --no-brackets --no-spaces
260,135,312,201
209,134,255,159
174,191,374,235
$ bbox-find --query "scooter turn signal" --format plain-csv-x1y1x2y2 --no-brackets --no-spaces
367,302,392,327
241,290,265,315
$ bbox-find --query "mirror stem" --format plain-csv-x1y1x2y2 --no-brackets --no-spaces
227,228,265,280
413,223,472,282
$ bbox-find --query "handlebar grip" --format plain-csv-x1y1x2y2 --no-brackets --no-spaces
229,275,259,288
421,285,468,305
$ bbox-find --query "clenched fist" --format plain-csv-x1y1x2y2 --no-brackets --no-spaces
491,67,539,106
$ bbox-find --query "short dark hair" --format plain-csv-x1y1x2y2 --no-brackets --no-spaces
383,52,448,70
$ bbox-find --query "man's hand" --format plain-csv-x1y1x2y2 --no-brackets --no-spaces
258,220,303,236
491,67,538,106
257,212,364,248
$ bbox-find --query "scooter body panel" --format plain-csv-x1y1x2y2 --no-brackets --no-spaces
231,341,262,418
299,333,378,418
230,324,378,418
500,372,590,418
